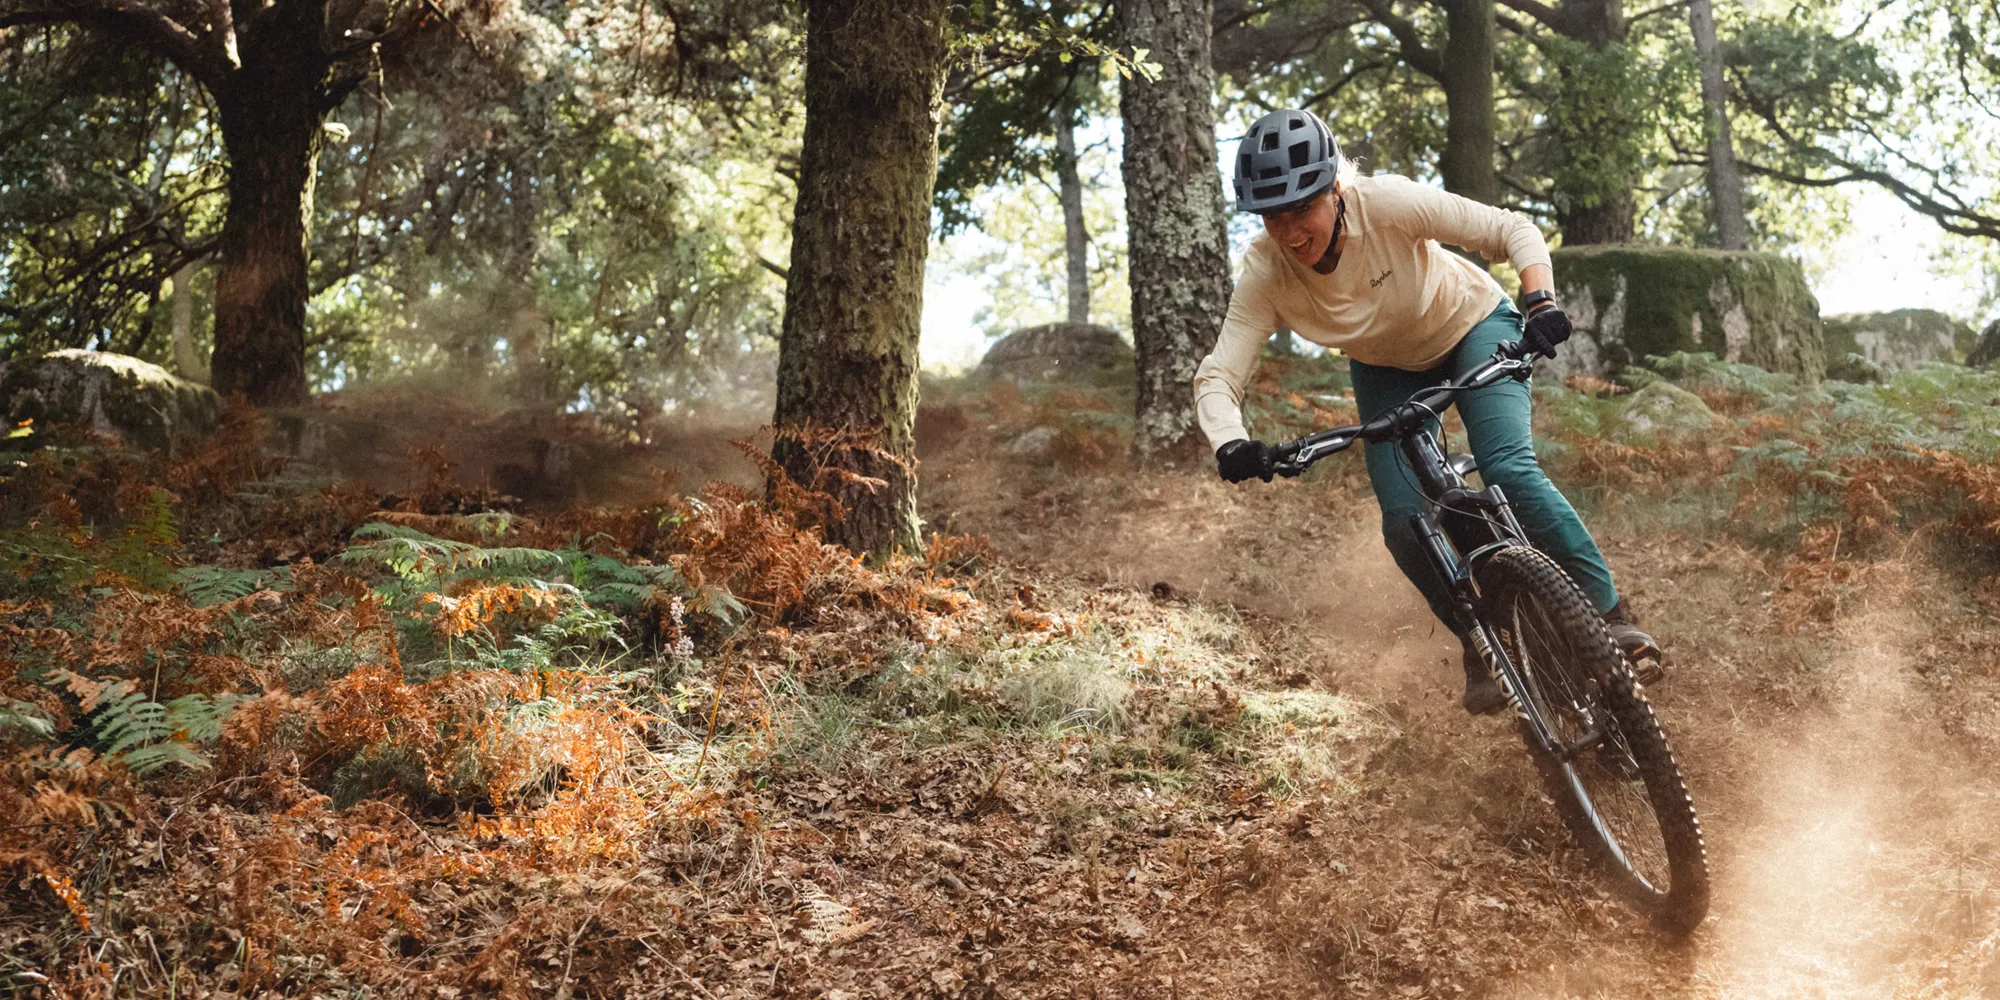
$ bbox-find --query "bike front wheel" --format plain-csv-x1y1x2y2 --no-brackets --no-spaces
1476,546,1710,934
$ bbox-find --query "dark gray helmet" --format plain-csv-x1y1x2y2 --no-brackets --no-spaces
1231,109,1340,213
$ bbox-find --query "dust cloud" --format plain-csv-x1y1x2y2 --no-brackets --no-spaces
926,436,2000,997
1697,606,2000,998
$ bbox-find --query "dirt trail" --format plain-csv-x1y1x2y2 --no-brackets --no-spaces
927,455,2000,998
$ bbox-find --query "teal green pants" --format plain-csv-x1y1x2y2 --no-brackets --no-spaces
1349,300,1618,634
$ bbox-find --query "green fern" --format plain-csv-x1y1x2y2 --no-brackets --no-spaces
340,523,572,590
92,689,246,774
338,523,481,585
176,565,293,607
0,699,55,739
104,487,180,590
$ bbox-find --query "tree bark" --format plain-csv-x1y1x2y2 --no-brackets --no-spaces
1559,191,1635,244
1056,86,1091,325
772,0,949,557
203,1,348,408
209,88,323,406
1439,0,1498,205
169,260,210,384
1525,0,1640,244
1689,0,1746,249
1120,0,1232,465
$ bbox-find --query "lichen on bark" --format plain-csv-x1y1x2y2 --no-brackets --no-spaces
771,0,950,557
1119,0,1232,466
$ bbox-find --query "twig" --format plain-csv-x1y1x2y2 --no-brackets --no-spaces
689,658,736,788
554,913,596,1000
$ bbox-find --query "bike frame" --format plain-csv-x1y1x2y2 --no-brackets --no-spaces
1270,341,1595,759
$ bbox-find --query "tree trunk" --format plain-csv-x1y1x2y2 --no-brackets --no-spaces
169,261,210,385
1548,0,1638,245
209,76,328,406
1056,85,1091,325
1689,0,1746,249
772,0,949,557
1559,192,1636,244
1439,0,1497,206
1120,0,1232,465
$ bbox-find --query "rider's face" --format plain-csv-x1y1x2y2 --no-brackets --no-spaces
1261,184,1340,268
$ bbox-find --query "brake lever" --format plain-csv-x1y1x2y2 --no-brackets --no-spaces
1268,443,1303,479
1504,338,1556,362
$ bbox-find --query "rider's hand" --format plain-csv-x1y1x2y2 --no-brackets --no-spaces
1216,439,1274,483
1523,304,1573,357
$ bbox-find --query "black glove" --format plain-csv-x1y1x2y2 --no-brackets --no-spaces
1523,304,1573,357
1216,439,1274,483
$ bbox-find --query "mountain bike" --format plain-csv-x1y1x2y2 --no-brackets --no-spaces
1267,338,1710,934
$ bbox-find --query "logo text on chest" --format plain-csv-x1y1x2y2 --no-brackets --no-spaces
1370,269,1393,288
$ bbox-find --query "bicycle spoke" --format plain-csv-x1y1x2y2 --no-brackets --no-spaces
1502,581,1675,895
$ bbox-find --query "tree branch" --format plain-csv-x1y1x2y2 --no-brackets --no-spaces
1737,157,2000,242
1627,0,1691,26
7,0,230,87
1493,0,1565,32
0,7,72,28
1300,58,1396,110
1358,0,1443,79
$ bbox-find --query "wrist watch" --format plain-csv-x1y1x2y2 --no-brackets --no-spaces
1519,289,1556,314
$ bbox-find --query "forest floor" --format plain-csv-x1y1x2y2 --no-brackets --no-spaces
9,357,2000,998
899,431,2000,999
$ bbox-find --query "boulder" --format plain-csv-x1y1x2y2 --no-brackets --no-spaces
1968,317,2000,368
0,349,221,455
1008,426,1058,457
1618,382,1722,440
1543,246,1824,382
1822,309,1975,372
977,322,1133,384
1824,352,1885,384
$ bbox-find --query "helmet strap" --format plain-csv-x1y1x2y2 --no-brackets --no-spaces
1313,193,1348,274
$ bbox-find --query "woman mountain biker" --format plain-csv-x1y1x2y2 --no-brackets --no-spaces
1194,108,1663,715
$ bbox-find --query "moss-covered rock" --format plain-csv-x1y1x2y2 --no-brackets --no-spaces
1616,382,1723,441
1825,352,1886,384
1967,318,2000,368
1822,309,1975,371
0,349,221,455
978,322,1133,384
1547,245,1824,382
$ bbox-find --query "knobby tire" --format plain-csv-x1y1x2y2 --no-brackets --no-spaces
1477,546,1710,934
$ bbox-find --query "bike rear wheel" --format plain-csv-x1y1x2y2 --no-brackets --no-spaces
1476,546,1710,934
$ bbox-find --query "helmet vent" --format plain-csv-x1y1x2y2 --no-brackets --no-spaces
1261,130,1280,151
1297,168,1322,188
1251,182,1288,200
1289,141,1312,169
1288,115,1303,130
1257,165,1282,180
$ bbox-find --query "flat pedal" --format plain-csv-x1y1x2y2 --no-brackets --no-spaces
1630,654,1666,687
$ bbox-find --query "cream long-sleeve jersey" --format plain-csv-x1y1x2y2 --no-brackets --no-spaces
1193,173,1552,451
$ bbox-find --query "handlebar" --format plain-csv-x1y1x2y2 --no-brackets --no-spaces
1268,338,1546,478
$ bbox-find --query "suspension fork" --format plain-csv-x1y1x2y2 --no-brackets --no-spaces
1411,509,1563,756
